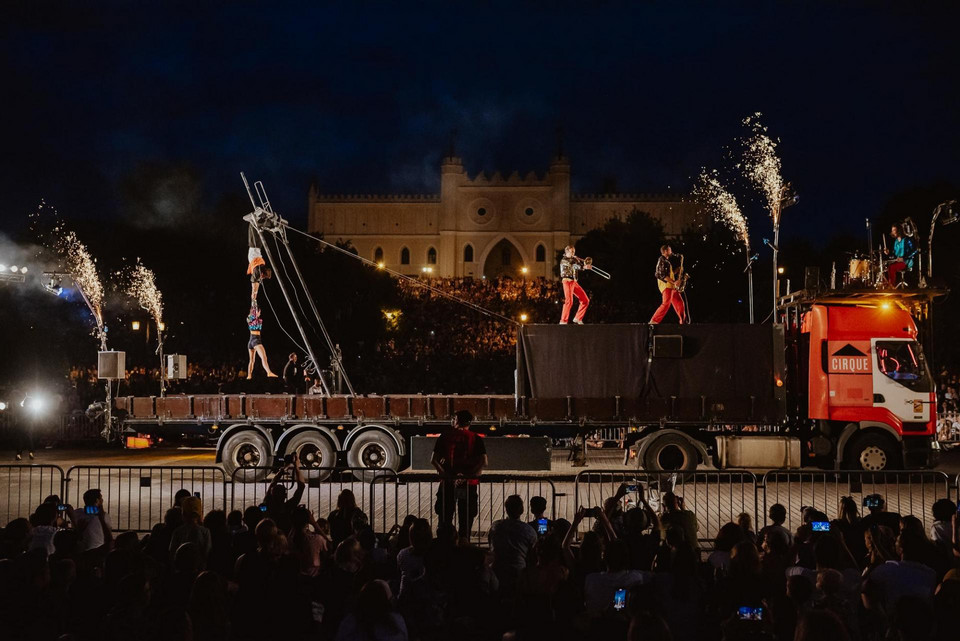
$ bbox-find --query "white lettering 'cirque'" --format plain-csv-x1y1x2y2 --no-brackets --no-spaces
831,357,870,373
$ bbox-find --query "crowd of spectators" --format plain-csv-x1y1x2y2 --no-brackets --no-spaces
936,368,960,442
2,472,959,641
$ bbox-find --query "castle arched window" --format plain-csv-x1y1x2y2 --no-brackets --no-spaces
463,244,474,262
427,247,437,265
374,247,384,262
400,247,410,265
535,244,546,262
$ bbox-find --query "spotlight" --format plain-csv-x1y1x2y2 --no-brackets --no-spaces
519,313,529,322
9,265,16,273
777,267,785,275
21,393,46,416
43,274,63,296
0,264,6,272
131,321,141,331
20,266,27,274
0,401,6,411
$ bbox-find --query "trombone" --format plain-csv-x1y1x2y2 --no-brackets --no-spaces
581,257,612,280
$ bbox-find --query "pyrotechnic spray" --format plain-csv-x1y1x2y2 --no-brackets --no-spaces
125,260,166,397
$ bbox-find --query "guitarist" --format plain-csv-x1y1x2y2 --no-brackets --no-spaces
650,244,687,324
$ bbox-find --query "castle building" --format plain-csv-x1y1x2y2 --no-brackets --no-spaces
308,154,700,280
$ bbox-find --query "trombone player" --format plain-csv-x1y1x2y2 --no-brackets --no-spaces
559,245,591,324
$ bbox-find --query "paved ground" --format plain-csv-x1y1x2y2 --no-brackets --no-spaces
1,446,958,546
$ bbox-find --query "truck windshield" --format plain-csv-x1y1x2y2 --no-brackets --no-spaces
876,340,932,392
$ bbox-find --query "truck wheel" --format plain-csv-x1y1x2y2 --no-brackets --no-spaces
222,431,271,483
284,431,336,481
642,433,699,472
844,432,902,471
347,430,400,481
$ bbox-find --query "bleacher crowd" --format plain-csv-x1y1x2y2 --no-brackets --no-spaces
1,468,959,641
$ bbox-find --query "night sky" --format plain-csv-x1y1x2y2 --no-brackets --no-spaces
3,2,959,239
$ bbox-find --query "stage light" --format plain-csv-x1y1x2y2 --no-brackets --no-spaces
158,322,166,331
0,264,6,272
0,401,6,411
20,266,27,274
9,265,16,273
377,261,385,269
519,313,529,322
22,393,47,416
131,321,141,331
777,267,785,274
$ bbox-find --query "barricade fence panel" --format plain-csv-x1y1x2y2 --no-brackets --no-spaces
65,466,229,533
761,470,953,534
574,470,760,548
0,465,65,525
369,473,558,546
229,467,393,527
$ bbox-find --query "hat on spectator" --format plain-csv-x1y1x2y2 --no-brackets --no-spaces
181,496,202,519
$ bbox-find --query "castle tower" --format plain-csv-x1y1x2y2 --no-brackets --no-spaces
439,155,465,276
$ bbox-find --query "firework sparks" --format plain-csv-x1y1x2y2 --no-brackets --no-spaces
55,229,105,328
740,112,784,224
694,169,750,251
126,260,163,327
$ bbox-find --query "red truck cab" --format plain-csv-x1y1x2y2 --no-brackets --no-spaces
802,303,937,469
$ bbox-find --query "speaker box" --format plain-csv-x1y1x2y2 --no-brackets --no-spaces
653,335,683,358
166,354,188,380
98,351,126,379
805,266,820,292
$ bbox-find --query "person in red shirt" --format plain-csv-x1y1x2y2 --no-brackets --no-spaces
431,409,488,540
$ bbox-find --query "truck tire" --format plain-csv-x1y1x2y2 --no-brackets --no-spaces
844,432,902,471
284,431,337,481
222,431,271,483
347,430,400,481
642,433,699,472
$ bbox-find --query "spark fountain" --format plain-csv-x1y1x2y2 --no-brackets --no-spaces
126,260,166,396
740,113,795,317
694,168,755,323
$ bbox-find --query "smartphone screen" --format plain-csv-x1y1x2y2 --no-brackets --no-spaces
85,505,100,515
537,518,548,534
193,492,201,499
811,521,830,532
613,588,627,611
626,485,638,493
259,504,268,512
57,504,67,512
737,606,763,621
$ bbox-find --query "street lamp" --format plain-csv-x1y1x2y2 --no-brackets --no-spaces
519,313,529,323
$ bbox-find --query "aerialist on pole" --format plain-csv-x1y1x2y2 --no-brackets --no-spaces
248,223,272,302
246,301,278,379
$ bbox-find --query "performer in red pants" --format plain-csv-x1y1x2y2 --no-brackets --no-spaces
559,245,591,324
650,245,686,324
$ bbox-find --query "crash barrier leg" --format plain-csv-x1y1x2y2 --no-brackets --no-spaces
230,467,395,529
0,465,66,525
761,470,953,535
370,473,558,546
65,465,229,533
574,470,760,549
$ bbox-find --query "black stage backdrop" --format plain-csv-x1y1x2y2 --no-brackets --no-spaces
519,324,778,401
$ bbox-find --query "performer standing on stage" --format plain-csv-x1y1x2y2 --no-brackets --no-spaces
559,245,591,324
650,245,686,324
885,223,916,286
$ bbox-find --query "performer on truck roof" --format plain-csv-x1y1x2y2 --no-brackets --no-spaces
650,245,686,325
885,223,916,287
246,302,278,379
559,245,591,325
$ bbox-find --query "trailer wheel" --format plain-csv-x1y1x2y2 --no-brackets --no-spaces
844,432,902,471
642,433,699,472
347,430,400,481
222,431,271,483
285,431,336,481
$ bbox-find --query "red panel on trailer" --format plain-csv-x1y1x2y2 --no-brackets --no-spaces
247,395,291,419
384,396,409,417
430,396,452,419
353,396,385,418
114,396,132,413
224,395,245,418
529,398,568,421
193,396,223,419
299,396,325,419
326,397,349,417
491,397,517,418
132,397,156,418
451,397,490,419
574,398,617,420
156,396,192,418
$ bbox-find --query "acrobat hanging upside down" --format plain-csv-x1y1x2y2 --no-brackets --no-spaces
248,224,272,302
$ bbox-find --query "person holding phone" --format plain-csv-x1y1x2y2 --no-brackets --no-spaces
264,457,306,532
527,495,551,534
74,488,112,555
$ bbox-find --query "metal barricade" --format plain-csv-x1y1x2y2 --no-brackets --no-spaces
0,465,66,524
370,472,558,546
230,467,395,527
65,465,228,533
761,470,953,533
57,413,105,442
574,470,760,548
